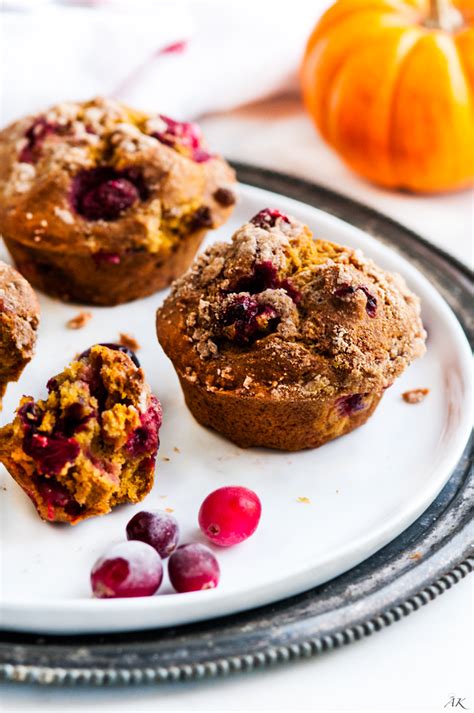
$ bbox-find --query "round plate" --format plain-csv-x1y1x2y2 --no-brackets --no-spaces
0,165,471,639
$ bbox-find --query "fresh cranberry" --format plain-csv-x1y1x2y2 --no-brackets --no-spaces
126,397,162,458
71,167,148,221
19,117,58,164
126,510,179,559
199,486,262,547
333,284,378,318
92,251,121,266
221,295,279,344
79,343,141,368
91,541,163,599
152,115,213,163
23,432,80,475
336,393,367,416
168,544,220,593
250,209,290,229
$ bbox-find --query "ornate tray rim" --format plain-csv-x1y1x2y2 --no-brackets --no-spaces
1,163,472,686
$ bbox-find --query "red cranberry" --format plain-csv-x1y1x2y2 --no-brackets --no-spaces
221,295,279,344
79,343,141,368
91,541,163,599
250,209,290,229
336,393,367,416
92,252,121,266
126,397,162,458
23,432,80,475
213,188,236,207
232,261,300,304
19,117,58,164
71,167,148,222
126,510,179,559
32,475,83,521
333,284,377,318
152,114,213,163
198,486,262,547
168,544,220,593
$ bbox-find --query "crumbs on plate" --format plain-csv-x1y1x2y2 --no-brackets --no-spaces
296,496,311,504
119,332,141,351
402,388,429,404
66,311,92,330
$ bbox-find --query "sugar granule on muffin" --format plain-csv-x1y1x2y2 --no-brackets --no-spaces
0,345,162,523
0,261,39,408
0,97,236,305
157,209,426,451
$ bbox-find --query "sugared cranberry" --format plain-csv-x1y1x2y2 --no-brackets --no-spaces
79,343,141,368
250,209,290,229
91,541,163,599
221,295,279,344
71,167,148,221
336,393,367,416
19,117,58,164
152,115,213,163
23,432,80,475
333,284,377,318
126,397,162,458
126,510,179,559
199,486,262,547
168,544,220,593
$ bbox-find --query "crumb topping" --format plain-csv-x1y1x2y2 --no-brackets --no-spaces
160,211,427,398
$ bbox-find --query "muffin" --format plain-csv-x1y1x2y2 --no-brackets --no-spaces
0,344,161,523
157,209,426,451
0,97,236,305
0,261,39,407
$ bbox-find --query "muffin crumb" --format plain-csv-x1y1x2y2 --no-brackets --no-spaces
66,311,92,330
402,388,429,404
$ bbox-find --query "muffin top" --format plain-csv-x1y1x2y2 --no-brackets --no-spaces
157,209,426,400
0,97,236,255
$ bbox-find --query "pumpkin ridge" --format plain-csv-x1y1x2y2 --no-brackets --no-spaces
386,29,427,188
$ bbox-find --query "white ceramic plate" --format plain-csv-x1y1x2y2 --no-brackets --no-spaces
0,184,471,634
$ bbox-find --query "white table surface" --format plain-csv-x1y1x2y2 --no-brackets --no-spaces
2,96,473,713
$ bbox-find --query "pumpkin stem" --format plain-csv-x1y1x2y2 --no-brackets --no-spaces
426,0,463,31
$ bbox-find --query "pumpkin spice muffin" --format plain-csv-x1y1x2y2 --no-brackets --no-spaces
0,344,162,523
0,261,39,408
157,209,426,450
0,97,236,305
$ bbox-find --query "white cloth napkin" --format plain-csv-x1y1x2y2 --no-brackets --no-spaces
1,0,329,126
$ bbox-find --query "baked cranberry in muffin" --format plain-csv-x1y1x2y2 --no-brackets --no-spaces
0,345,161,523
157,210,426,450
0,261,39,408
0,98,236,305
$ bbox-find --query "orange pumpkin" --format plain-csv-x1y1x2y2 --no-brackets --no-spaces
301,0,474,193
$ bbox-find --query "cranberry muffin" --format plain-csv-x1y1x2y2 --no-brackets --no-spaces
157,209,426,450
0,344,161,523
0,97,236,305
0,261,39,408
